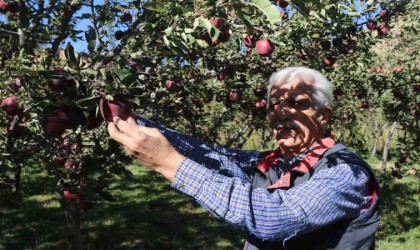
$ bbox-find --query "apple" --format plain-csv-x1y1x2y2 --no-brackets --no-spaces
392,67,403,73
8,1,19,13
277,0,289,9
53,156,66,165
255,99,267,108
378,24,390,35
333,88,344,97
338,45,350,55
244,34,258,48
254,87,266,98
414,84,420,92
341,114,348,120
41,115,66,137
85,110,104,129
115,30,125,40
99,96,133,122
409,168,417,176
229,90,240,102
204,95,213,103
216,95,224,102
332,37,343,48
12,77,22,91
217,72,225,81
64,160,79,168
57,105,86,130
120,12,132,22
217,26,230,43
7,124,25,138
70,143,82,154
0,0,8,13
1,96,20,116
64,190,77,200
209,17,223,29
280,10,288,20
320,40,331,51
165,80,179,91
379,9,390,18
323,57,335,67
255,39,275,56
47,78,68,92
192,97,201,104
376,68,383,73
367,19,377,30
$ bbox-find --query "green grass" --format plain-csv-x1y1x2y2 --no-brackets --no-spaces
1,160,419,249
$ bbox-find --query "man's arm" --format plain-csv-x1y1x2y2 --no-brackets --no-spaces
135,115,260,180
172,158,372,243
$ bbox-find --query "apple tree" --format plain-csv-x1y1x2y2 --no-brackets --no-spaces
0,0,417,247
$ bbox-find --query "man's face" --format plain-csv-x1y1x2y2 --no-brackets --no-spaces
268,78,331,157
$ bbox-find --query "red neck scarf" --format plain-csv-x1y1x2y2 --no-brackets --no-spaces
256,137,336,189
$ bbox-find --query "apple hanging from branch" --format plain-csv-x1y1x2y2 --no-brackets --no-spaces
99,96,133,122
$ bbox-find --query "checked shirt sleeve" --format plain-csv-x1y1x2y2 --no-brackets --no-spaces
136,116,261,180
172,160,372,243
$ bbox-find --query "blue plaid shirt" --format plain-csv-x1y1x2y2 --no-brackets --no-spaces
136,116,373,244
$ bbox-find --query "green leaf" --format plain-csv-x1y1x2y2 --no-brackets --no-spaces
248,0,282,25
196,39,209,49
347,12,361,17
65,43,78,67
88,40,96,53
85,25,97,43
143,2,167,13
290,0,310,18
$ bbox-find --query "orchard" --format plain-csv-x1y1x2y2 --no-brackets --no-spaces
0,0,419,248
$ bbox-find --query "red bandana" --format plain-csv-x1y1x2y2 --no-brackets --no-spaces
256,137,336,189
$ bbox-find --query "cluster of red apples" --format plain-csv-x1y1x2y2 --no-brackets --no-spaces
0,0,20,14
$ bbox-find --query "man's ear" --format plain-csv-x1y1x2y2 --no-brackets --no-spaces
319,106,332,127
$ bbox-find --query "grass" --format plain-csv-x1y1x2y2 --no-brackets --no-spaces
1,159,419,249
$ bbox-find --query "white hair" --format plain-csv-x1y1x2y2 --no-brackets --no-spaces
267,66,334,108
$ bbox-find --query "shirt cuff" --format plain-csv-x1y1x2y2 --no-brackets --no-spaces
171,158,214,197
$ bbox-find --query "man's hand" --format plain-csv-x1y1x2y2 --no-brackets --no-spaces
107,116,184,182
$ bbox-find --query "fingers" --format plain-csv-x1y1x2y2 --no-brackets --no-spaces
107,121,131,145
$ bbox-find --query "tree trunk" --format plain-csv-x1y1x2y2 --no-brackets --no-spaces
381,122,397,176
260,127,267,150
370,118,388,160
56,190,82,249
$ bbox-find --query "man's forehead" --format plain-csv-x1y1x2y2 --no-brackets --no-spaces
270,79,315,97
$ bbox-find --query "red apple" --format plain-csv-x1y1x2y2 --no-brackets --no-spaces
255,39,275,56
64,160,79,168
255,99,267,108
209,17,223,29
280,10,288,20
99,96,133,122
332,37,343,47
204,95,213,103
41,115,66,137
8,1,19,13
165,80,177,90
217,72,225,81
409,168,417,176
70,143,82,154
392,67,403,73
13,77,22,91
333,88,344,97
115,30,125,40
323,57,335,67
0,0,8,13
47,78,67,92
229,90,240,102
1,96,20,116
244,34,258,48
7,124,25,138
216,95,224,102
254,87,266,97
53,156,67,165
217,26,230,43
320,40,331,51
57,105,86,130
192,97,200,104
341,114,348,120
379,9,390,18
378,24,390,35
277,0,289,9
85,110,104,129
120,12,132,22
367,19,377,30
64,190,77,200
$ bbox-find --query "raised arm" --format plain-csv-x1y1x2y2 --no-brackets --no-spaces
136,115,261,180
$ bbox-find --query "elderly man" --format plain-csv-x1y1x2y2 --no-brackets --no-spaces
108,67,380,250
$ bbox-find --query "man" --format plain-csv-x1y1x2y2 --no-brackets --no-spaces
108,66,380,249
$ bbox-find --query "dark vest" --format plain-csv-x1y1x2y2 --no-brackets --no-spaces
244,143,380,250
